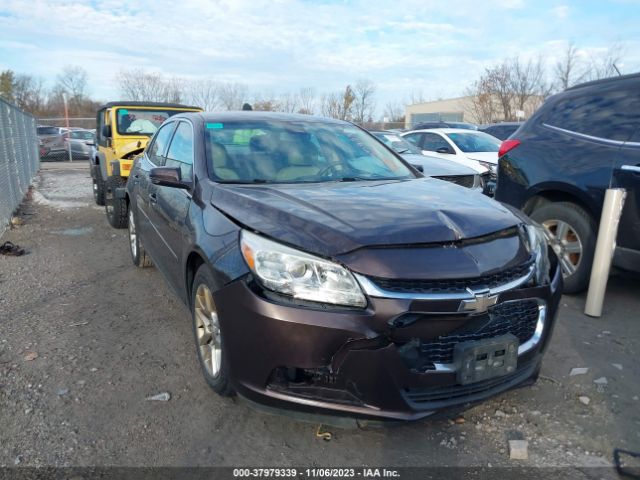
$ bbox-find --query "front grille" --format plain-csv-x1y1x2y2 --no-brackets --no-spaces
404,360,536,405
370,259,533,294
417,299,540,365
434,175,475,188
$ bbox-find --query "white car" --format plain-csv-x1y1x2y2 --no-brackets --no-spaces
400,128,501,178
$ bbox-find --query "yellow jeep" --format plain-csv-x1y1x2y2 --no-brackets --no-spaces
91,101,202,228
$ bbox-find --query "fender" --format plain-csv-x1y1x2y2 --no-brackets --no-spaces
525,181,601,219
96,151,108,182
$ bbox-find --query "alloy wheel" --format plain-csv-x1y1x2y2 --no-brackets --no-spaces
194,284,222,378
542,219,583,277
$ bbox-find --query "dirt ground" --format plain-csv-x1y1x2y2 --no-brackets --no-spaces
1,162,638,475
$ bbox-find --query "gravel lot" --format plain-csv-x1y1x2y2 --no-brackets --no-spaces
1,162,638,476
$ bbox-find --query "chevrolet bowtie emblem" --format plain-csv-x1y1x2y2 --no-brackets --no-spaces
458,288,499,313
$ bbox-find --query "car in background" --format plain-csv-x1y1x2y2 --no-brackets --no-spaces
412,121,478,130
37,125,69,161
370,130,483,190
479,122,523,140
495,73,640,293
401,128,501,194
125,111,561,421
65,129,95,160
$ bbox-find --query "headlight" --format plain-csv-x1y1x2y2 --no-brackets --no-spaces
478,160,497,176
524,223,551,285
240,230,367,308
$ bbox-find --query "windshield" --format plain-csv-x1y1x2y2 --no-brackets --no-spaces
70,130,94,140
116,109,184,136
371,132,422,155
446,131,501,153
205,120,415,184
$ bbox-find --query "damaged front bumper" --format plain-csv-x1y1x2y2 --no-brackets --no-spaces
214,260,562,421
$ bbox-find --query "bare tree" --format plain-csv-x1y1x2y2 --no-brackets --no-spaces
510,56,550,112
465,80,498,124
0,70,15,103
56,65,88,107
188,79,219,111
321,86,355,120
407,90,427,105
554,42,586,91
297,87,315,115
586,43,624,81
118,69,184,103
352,79,376,123
218,82,248,110
278,91,298,113
383,101,405,123
13,74,46,115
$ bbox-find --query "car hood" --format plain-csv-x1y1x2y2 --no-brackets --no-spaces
401,153,477,177
465,151,499,164
212,178,522,257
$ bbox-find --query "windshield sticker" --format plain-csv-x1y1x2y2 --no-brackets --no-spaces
206,123,224,129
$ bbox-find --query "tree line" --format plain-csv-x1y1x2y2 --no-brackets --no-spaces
0,42,632,125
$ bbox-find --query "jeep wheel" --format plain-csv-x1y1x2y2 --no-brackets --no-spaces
128,208,152,268
530,202,596,294
105,177,128,229
93,176,105,206
191,265,234,396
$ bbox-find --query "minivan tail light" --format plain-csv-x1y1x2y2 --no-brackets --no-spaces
499,139,521,158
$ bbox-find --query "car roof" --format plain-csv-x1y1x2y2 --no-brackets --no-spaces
567,71,640,91
97,101,201,110
174,111,349,125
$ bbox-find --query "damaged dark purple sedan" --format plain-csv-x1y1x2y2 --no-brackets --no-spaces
125,112,562,421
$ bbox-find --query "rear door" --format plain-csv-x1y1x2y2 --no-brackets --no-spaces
147,120,194,288
613,126,640,264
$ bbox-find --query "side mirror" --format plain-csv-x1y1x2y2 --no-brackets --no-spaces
436,146,455,154
411,164,424,173
102,124,112,138
150,167,191,190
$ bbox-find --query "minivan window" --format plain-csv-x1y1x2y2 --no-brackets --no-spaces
205,120,415,183
544,85,640,142
37,126,59,135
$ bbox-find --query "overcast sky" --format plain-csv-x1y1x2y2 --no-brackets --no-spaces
1,0,639,109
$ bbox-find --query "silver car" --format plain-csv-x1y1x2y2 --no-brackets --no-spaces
65,129,95,160
370,130,483,190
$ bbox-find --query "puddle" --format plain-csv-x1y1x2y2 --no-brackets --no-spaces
50,227,94,236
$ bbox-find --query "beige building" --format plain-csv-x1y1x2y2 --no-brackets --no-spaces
404,95,544,128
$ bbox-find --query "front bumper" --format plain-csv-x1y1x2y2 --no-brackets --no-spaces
214,262,562,421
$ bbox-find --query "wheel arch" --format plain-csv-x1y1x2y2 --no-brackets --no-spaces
522,184,598,222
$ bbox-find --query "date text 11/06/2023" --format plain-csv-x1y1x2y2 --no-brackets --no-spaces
232,468,401,478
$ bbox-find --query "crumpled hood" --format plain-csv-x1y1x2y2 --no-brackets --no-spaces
212,178,522,257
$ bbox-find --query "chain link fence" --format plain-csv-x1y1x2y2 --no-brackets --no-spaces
0,98,40,236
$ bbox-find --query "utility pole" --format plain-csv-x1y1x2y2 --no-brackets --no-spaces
62,93,72,162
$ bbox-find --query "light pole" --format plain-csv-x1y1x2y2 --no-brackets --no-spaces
62,92,72,162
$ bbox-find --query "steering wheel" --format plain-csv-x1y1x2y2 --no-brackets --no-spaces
317,161,345,178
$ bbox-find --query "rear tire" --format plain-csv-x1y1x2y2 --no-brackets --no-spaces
105,176,128,229
191,264,235,397
128,207,152,268
530,201,596,294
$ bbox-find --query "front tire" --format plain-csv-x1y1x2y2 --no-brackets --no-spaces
191,265,235,397
105,176,128,229
128,207,152,268
530,201,596,294
93,173,105,206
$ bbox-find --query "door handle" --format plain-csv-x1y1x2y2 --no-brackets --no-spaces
149,193,157,204
621,165,640,174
